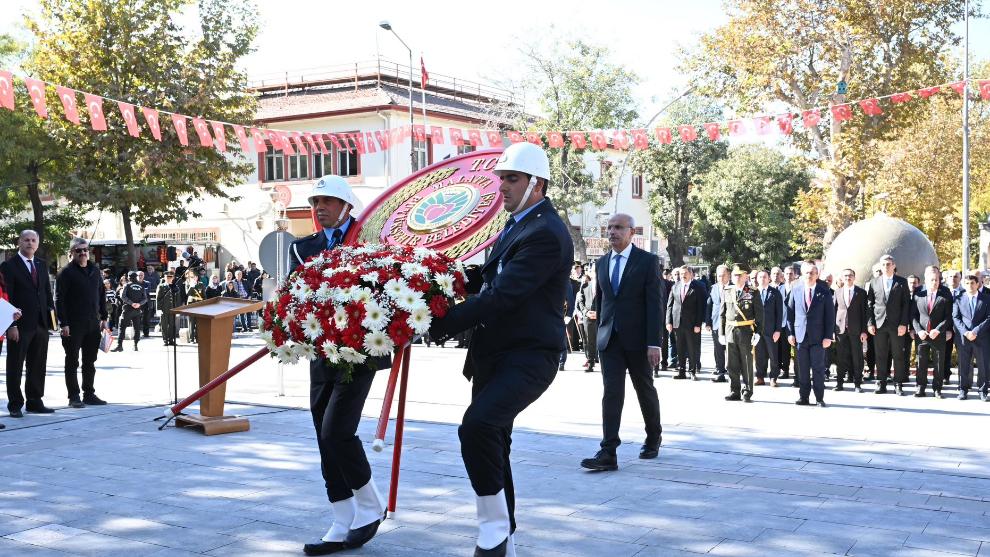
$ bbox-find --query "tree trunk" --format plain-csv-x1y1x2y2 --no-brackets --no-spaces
667,234,687,267
26,170,46,259
121,204,138,270
561,207,587,261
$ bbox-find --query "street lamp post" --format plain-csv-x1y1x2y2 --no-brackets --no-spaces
962,0,971,273
379,21,415,172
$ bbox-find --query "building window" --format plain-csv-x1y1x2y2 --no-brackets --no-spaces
313,151,334,178
600,160,612,177
413,136,433,171
457,143,475,155
634,226,644,235
337,131,360,177
632,175,643,199
264,146,284,182
288,151,309,180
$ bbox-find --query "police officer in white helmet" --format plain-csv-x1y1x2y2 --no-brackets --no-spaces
294,175,389,556
430,142,574,556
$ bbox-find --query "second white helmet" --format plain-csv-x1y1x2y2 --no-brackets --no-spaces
493,142,550,181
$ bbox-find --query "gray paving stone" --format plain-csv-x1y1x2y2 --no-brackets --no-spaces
904,533,982,556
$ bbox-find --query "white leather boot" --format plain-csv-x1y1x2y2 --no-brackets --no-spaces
321,498,356,542
476,490,511,551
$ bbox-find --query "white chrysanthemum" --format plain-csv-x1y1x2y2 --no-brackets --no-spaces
401,262,429,279
355,245,376,255
434,273,456,297
407,305,432,334
322,267,337,278
291,281,312,302
274,344,300,365
361,272,380,285
339,347,367,364
413,247,434,260
351,287,373,304
395,289,425,311
333,306,348,329
361,301,389,331
304,255,324,268
321,340,341,364
384,278,408,298
259,330,276,350
312,283,332,302
376,256,397,267
301,312,323,340
282,310,294,326
363,330,394,357
295,343,317,361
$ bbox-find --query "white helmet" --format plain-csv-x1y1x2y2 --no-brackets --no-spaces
307,175,363,212
493,142,550,181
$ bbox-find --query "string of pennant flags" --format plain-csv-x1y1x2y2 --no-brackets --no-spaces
2,69,990,159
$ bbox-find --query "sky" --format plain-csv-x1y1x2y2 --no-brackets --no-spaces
2,0,989,119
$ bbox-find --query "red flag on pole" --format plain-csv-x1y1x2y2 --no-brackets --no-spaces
631,129,649,150
468,129,483,147
654,127,672,144
171,114,190,146
24,78,48,118
250,128,268,152
449,128,464,146
233,125,251,153
890,92,913,104
117,101,140,137
304,132,319,153
486,130,502,147
507,131,524,143
0,71,14,111
430,126,445,144
56,86,80,124
191,117,213,147
373,130,389,150
612,130,629,150
351,133,366,154
327,133,342,151
918,86,940,99
420,56,429,89
412,124,426,142
776,113,794,135
858,98,883,116
569,132,587,149
702,123,721,141
830,104,853,122
525,132,543,146
210,121,227,152
802,109,821,128
142,107,162,140
677,125,698,142
589,131,607,150
365,132,377,153
83,94,107,131
291,132,308,155
547,131,564,148
949,81,967,96
277,131,295,154
979,80,990,100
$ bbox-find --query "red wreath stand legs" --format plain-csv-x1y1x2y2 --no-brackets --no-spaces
373,343,412,513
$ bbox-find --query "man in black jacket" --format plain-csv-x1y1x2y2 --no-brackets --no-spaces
430,142,573,557
2,230,56,417
866,254,912,395
666,266,706,380
56,238,109,407
912,266,953,398
753,269,783,387
113,272,147,352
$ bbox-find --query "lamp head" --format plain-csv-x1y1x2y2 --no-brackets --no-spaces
379,21,392,30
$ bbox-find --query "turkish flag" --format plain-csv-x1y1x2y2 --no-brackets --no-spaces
82,94,107,131
830,104,853,122
250,128,268,152
327,133,342,151
171,114,190,146
486,130,502,147
979,80,990,100
56,86,80,124
678,125,698,142
364,132,377,153
142,107,162,140
890,92,913,104
117,101,140,137
277,131,295,154
412,124,426,142
0,71,14,111
210,121,227,152
468,129,483,147
547,131,564,148
303,132,319,153
314,132,329,154
430,126,445,144
950,81,967,96
918,86,940,99
776,113,794,135
654,127,672,144
569,132,587,149
351,133,366,154
859,98,883,116
24,78,48,118
590,131,607,150
728,120,746,136
291,132,308,155
374,130,389,150
802,109,821,128
191,117,213,147
233,125,251,153
631,129,649,150
450,128,465,146
507,131,524,143
753,116,773,135
702,123,720,141
525,132,543,146
613,130,629,149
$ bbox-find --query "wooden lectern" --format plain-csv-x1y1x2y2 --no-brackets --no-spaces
171,297,264,435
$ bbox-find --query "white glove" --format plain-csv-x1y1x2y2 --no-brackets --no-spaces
718,336,727,345
751,333,761,347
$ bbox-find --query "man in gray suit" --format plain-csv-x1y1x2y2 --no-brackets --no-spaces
834,269,868,392
866,255,912,395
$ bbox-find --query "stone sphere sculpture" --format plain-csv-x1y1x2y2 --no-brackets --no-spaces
824,212,939,287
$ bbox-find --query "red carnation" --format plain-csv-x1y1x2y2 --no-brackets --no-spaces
341,324,364,350
346,301,366,322
272,327,287,346
428,296,450,319
408,275,430,293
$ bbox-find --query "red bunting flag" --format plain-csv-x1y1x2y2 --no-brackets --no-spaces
210,121,226,152
654,127,672,144
949,81,967,96
525,132,542,146
918,86,940,99
291,132,307,155
304,132,319,153
364,132,377,153
191,117,213,147
547,131,564,148
233,125,251,153
327,133,342,151
430,126,445,144
82,94,106,131
728,120,746,136
776,114,794,135
117,102,140,137
250,128,267,152
507,131,524,143
24,78,48,118
420,56,429,89
170,114,189,146
412,124,426,142
56,86,80,124
631,129,649,150
612,130,629,149
450,128,464,146
373,130,389,150
351,133,366,154
0,71,14,111
142,107,162,140
980,80,990,100
890,92,913,104
486,130,502,147
702,123,720,141
678,125,698,142
830,104,853,122
859,98,883,116
468,129,483,147
277,131,295,154
589,131,607,150
569,132,587,149
754,116,773,135
802,109,821,128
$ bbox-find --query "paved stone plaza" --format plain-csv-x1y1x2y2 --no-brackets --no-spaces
2,333,990,556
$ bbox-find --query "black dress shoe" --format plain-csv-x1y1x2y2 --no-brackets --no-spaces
9,409,23,418
982,393,989,402
586,367,596,373
673,370,688,379
781,372,790,379
111,346,123,352
854,386,863,393
83,395,107,406
794,399,810,406
69,399,86,409
344,512,386,548
661,363,668,371
895,384,904,396
743,392,753,403
875,385,888,394
303,540,347,555
725,392,741,401
580,450,618,471
690,371,698,381
25,404,54,414
832,384,843,392
913,390,926,398
639,445,660,459
934,390,943,399
653,370,660,378
816,401,827,407
0,423,5,429
474,537,508,557
711,374,727,383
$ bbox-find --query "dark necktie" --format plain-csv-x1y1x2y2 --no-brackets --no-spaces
498,216,516,246
610,254,622,295
28,259,37,286
327,229,343,250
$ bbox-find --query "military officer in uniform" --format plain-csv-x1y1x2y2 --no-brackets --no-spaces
156,271,179,346
430,142,573,557
112,272,146,352
719,265,763,402
297,176,388,556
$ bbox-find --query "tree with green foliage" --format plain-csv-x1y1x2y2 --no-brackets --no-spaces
631,100,728,266
691,145,810,267
23,0,258,269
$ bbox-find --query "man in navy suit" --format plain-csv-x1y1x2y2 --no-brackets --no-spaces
777,265,797,381
580,213,663,472
754,269,783,387
296,176,389,557
431,142,573,557
705,265,730,383
787,261,835,407
952,274,990,401
912,266,953,398
666,266,706,380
